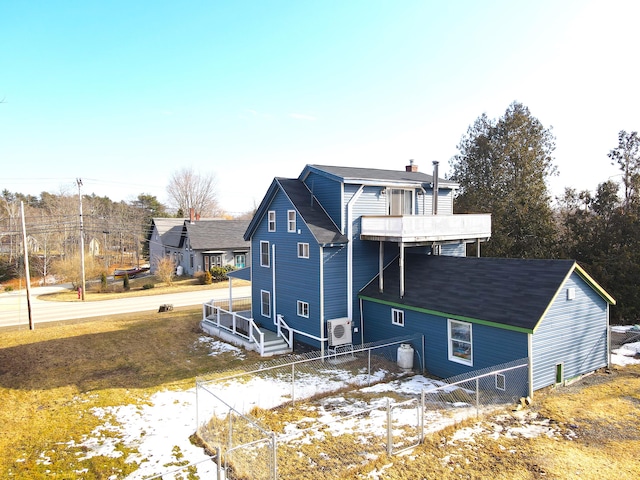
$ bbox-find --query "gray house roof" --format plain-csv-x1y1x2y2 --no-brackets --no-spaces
277,178,348,245
301,164,459,189
359,254,614,333
152,218,187,248
184,219,250,251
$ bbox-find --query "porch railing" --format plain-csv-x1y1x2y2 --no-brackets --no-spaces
276,314,294,350
203,297,265,356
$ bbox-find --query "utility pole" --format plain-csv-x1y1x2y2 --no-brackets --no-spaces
20,201,34,330
77,178,86,301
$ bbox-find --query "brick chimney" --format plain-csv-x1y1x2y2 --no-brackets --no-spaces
189,208,195,224
405,159,418,172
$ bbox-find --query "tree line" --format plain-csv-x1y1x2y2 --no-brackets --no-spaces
451,102,640,323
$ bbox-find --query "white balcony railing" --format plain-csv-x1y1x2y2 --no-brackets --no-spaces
360,214,491,243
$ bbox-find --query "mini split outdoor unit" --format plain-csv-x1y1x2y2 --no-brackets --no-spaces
327,318,352,346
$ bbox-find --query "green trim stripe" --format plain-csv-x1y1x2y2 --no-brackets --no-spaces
359,295,533,334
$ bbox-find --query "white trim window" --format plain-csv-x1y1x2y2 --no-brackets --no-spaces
495,373,506,391
297,300,309,318
261,290,271,317
391,308,404,326
448,319,473,366
297,242,309,259
287,210,296,232
268,210,276,232
260,241,270,267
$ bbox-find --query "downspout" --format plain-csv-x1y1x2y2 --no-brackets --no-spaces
528,333,534,399
432,161,439,216
320,245,325,358
359,297,364,345
272,244,277,325
346,185,365,321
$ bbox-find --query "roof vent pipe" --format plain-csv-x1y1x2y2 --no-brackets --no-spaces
432,161,439,215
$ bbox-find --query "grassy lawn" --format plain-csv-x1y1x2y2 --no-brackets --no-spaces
1,309,639,479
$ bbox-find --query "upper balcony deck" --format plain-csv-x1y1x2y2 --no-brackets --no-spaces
360,214,491,243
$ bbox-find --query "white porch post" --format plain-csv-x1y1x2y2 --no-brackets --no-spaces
378,241,384,293
399,242,405,298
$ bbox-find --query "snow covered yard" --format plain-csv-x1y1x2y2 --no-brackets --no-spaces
77,335,640,479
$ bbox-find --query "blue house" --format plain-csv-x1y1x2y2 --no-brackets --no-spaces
241,162,491,354
359,254,615,397
208,161,614,396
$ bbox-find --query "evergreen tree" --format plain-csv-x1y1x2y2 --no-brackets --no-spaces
450,102,558,258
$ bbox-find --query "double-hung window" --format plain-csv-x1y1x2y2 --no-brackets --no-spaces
448,319,473,366
260,241,270,267
268,211,276,232
287,210,296,232
297,242,309,259
261,290,271,317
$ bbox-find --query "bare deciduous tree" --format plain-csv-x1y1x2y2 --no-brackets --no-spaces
166,167,221,217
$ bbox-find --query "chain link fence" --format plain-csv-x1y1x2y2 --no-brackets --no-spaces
611,324,640,352
195,337,529,480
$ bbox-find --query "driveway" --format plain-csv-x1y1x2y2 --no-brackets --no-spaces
0,284,252,329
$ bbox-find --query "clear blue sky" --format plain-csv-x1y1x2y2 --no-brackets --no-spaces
1,0,637,215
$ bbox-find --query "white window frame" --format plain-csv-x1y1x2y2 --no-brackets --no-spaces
391,308,405,326
261,290,271,318
268,210,276,232
235,253,246,269
448,319,473,366
297,242,309,259
495,373,506,391
260,241,270,267
287,210,296,232
297,300,309,318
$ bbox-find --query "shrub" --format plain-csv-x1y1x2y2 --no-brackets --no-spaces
210,266,234,282
195,270,212,285
123,273,130,291
100,272,108,292
4,286,13,292
154,256,175,286
142,283,155,290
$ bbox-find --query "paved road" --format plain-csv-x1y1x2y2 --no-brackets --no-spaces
0,284,252,329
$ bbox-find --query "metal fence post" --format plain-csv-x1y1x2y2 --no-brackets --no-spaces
292,363,295,405
386,399,392,455
420,390,425,444
216,446,221,480
228,409,233,451
475,377,480,417
368,349,372,386
272,433,278,480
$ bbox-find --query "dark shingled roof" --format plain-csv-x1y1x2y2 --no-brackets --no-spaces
184,220,250,250
359,255,580,332
305,164,458,188
277,178,348,245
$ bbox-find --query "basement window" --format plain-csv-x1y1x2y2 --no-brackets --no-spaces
297,301,309,318
391,308,405,327
495,373,506,391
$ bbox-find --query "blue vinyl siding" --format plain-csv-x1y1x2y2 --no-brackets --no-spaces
361,300,528,379
250,189,321,339
322,245,348,321
531,273,608,391
302,171,342,228
416,188,454,216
